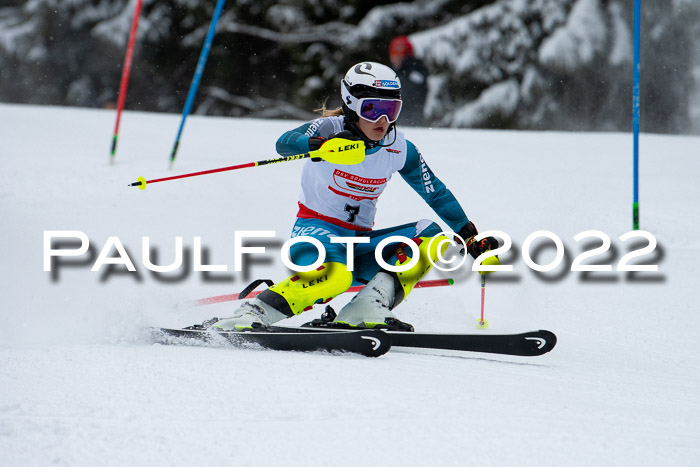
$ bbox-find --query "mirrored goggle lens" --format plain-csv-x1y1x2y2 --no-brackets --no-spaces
358,99,402,123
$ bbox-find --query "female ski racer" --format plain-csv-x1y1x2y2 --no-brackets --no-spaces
213,62,498,332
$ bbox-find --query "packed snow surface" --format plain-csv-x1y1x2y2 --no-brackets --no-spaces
1,103,699,466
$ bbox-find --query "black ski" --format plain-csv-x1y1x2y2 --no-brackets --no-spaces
273,326,557,357
386,329,556,357
149,327,391,358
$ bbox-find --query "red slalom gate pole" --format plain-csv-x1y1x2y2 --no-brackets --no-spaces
110,0,143,162
194,278,454,306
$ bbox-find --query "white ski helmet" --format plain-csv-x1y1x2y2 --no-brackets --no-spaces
340,62,402,146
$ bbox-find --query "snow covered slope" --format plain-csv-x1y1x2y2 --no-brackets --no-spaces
1,103,699,466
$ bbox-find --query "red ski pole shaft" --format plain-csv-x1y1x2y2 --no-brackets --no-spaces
128,154,309,189
477,274,488,329
129,138,366,190
480,275,485,323
194,278,454,306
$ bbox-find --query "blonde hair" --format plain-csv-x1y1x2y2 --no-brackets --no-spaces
315,101,344,117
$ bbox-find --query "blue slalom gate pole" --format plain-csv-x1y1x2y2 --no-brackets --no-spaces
632,0,640,230
169,0,226,167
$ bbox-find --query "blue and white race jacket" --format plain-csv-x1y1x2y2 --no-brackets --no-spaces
277,115,470,233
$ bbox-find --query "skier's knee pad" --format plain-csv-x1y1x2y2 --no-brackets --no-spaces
257,262,353,316
391,233,450,307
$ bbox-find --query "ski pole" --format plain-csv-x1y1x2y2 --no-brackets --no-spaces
129,138,365,189
477,274,488,329
194,278,454,306
110,0,143,162
169,0,227,167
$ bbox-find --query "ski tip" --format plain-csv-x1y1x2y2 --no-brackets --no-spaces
541,330,557,351
527,330,557,355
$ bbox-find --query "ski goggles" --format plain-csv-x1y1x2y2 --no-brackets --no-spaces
356,98,403,123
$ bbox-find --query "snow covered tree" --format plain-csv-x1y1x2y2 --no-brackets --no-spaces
0,0,697,133
411,0,700,133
